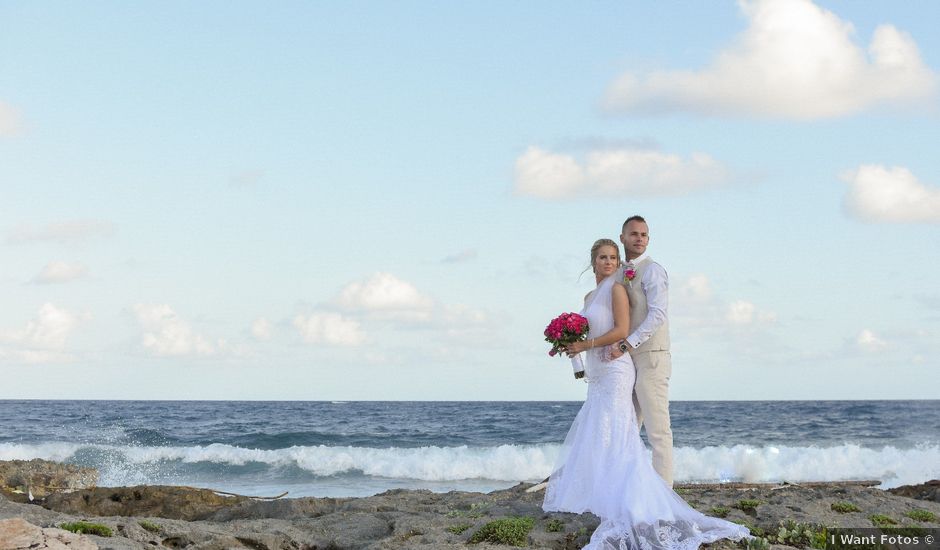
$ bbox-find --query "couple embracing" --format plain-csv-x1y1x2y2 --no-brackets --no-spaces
542,216,750,550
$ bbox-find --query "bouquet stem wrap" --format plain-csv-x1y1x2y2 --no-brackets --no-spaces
571,354,585,379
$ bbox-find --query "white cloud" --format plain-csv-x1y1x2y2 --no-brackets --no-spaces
726,300,778,325
604,0,938,119
133,304,220,357
334,272,434,320
0,303,87,363
7,220,115,244
293,312,364,346
726,300,757,324
856,328,888,352
679,274,713,303
668,275,778,334
513,146,730,199
0,100,23,137
32,261,88,284
251,317,273,341
841,165,940,224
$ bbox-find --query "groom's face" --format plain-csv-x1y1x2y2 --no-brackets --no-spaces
620,220,649,260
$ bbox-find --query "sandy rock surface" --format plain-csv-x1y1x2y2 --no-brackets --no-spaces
0,517,98,550
0,480,937,549
0,460,98,500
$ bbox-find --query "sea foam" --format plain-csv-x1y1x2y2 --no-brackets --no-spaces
1,442,936,489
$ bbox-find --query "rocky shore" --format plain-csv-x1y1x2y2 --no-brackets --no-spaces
1,460,938,549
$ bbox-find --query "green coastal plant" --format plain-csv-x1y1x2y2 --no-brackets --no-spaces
732,520,765,538
468,516,535,546
138,520,161,533
59,521,113,537
905,509,937,522
746,537,770,550
735,499,762,512
545,518,564,532
447,500,491,519
869,513,898,527
831,501,861,513
447,523,472,535
710,506,730,518
773,520,826,549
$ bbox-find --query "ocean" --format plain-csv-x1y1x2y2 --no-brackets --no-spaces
1,400,937,498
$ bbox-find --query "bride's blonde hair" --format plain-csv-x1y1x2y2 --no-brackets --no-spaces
587,238,620,274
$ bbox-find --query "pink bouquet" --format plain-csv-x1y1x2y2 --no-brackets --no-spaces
544,312,590,379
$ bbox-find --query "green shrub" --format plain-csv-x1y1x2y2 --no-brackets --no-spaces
732,520,765,538
138,520,161,533
746,537,770,550
869,514,898,527
447,500,491,518
469,516,535,546
831,501,861,513
735,499,762,512
905,509,937,522
773,520,825,548
59,522,113,537
710,506,730,518
447,523,472,535
545,518,564,532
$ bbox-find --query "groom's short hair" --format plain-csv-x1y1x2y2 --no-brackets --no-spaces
622,215,647,231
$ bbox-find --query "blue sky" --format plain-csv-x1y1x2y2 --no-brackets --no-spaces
2,0,938,400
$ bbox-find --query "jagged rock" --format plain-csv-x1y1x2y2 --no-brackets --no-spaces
0,460,98,499
0,517,98,550
887,479,940,502
44,486,248,521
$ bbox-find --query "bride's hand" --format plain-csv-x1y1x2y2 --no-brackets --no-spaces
565,340,588,356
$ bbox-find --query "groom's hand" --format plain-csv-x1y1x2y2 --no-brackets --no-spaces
605,341,627,361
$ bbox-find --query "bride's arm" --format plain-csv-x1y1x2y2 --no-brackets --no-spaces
567,284,630,354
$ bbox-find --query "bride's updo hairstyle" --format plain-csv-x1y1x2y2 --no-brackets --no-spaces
586,238,620,275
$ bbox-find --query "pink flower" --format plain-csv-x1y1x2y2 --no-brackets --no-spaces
544,311,590,361
624,268,636,281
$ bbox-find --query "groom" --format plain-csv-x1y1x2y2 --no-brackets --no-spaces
611,215,674,487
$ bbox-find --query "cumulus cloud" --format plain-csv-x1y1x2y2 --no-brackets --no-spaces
31,261,88,284
133,304,220,357
7,220,115,244
604,0,938,119
251,317,273,341
513,146,730,199
673,274,776,332
0,100,23,137
726,300,777,325
293,312,365,346
841,165,940,224
0,303,87,363
856,328,888,352
679,274,713,303
334,272,435,321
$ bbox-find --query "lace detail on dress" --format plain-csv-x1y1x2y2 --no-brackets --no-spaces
592,519,746,550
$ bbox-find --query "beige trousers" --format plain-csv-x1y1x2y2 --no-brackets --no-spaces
631,350,674,487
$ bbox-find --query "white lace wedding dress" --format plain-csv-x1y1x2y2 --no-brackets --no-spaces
543,273,750,550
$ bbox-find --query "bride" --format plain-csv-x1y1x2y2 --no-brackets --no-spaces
543,239,749,550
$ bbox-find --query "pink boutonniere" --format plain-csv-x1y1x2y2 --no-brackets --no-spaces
624,266,636,282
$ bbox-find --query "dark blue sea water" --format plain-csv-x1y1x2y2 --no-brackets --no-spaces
1,400,937,497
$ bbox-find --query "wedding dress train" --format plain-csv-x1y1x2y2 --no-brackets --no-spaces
543,273,749,550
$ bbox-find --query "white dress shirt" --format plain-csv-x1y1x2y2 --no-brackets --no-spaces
625,252,669,350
